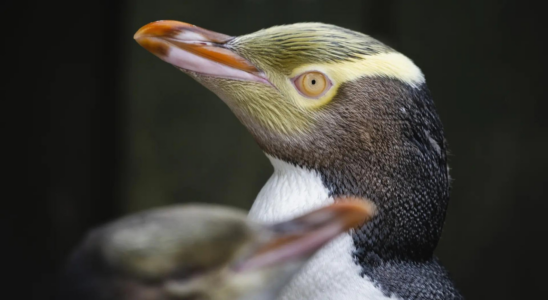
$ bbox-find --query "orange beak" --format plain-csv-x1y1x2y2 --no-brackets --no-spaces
235,199,377,272
134,20,268,83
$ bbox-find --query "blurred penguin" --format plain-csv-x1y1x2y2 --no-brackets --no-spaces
59,200,375,300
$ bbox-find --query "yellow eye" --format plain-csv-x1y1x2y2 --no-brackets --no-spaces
294,71,330,98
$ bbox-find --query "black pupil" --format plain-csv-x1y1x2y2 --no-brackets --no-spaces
311,79,316,85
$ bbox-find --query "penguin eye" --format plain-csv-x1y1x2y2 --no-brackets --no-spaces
293,71,331,98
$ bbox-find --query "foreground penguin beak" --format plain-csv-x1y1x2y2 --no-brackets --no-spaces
235,200,376,272
134,20,267,83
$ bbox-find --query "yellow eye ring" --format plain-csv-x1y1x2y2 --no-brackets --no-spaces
293,71,332,98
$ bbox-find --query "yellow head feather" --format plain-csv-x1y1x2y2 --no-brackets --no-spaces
194,23,425,135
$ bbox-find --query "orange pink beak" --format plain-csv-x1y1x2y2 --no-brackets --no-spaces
134,20,268,83
235,199,377,272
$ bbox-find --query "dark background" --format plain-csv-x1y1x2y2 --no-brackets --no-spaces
5,0,547,299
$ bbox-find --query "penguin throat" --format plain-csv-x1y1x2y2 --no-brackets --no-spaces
250,144,448,263
248,155,333,223
248,155,397,300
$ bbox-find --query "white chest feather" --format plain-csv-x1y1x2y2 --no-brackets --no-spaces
248,156,399,300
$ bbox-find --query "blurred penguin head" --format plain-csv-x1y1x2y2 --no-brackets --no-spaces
60,201,375,300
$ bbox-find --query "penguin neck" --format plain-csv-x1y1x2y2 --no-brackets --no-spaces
248,155,333,223
250,132,449,264
245,79,455,299
245,79,449,263
248,155,396,300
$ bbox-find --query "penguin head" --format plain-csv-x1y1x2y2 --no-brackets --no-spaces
134,21,425,140
61,202,375,300
134,21,450,260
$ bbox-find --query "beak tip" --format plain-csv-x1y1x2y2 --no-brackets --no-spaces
133,25,150,42
331,197,377,230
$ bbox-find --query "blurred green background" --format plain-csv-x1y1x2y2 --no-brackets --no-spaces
6,0,547,299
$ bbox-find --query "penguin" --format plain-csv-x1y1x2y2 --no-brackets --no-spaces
59,201,375,300
134,21,462,300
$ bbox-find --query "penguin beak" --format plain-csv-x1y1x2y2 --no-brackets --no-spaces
134,20,268,84
235,200,376,272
